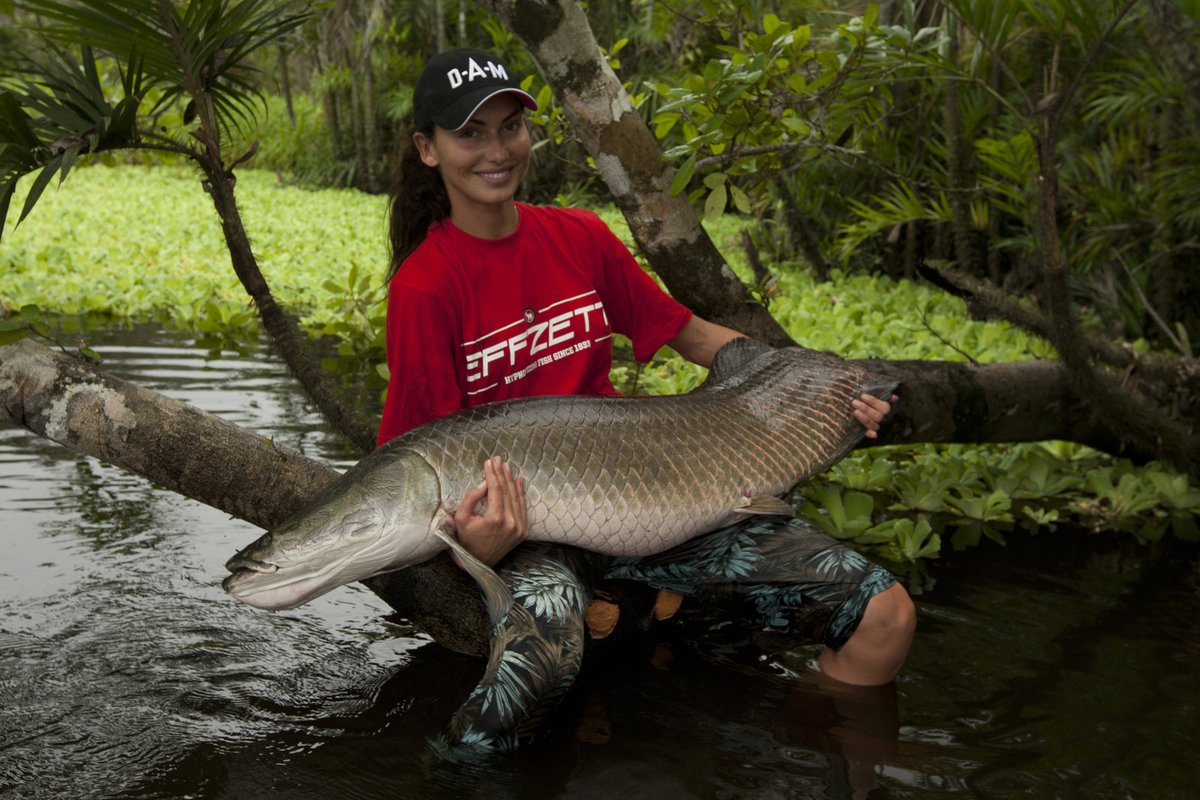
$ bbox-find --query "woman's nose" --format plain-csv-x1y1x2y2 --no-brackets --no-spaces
485,133,508,161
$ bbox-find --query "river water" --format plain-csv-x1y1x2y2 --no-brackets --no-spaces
1,326,1197,799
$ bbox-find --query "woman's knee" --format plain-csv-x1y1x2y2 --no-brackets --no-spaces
858,583,916,652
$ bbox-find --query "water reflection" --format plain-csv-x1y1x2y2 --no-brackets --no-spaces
1,325,1198,798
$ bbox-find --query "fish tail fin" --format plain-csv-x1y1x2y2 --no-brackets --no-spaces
433,528,514,627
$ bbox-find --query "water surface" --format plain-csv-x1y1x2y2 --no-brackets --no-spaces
1,327,1196,799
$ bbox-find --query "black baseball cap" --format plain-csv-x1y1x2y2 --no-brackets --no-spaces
413,48,538,131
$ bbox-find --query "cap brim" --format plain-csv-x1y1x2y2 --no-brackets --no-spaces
436,88,539,131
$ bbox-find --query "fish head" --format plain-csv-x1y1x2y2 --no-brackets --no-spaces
223,447,445,611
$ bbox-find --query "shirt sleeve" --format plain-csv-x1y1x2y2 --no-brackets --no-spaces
376,283,465,446
589,216,692,363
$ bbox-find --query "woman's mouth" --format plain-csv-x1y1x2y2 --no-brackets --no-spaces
476,168,514,184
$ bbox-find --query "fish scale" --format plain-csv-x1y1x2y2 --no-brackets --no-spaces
395,341,893,557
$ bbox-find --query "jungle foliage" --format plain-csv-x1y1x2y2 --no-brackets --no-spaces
1,1,1199,585
178,0,1200,353
6,1,1198,350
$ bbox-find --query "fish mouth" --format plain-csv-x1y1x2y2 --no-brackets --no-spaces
222,567,311,611
221,554,310,611
224,555,279,575
221,549,359,611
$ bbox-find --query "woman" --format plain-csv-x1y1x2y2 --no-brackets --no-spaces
381,48,915,752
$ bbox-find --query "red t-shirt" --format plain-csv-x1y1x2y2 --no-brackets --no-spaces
377,204,692,445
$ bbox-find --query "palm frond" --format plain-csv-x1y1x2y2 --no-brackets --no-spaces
836,182,953,260
0,44,147,241
1083,53,1178,126
17,0,309,141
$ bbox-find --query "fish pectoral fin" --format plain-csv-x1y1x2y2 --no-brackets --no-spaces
735,495,795,516
432,528,514,627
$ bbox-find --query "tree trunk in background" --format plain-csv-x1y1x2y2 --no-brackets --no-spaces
435,0,447,53
1146,0,1200,339
316,24,346,160
356,0,386,193
359,58,383,192
774,176,832,282
278,45,296,127
477,0,794,347
1147,0,1200,121
6,337,1188,658
349,67,369,189
941,10,985,275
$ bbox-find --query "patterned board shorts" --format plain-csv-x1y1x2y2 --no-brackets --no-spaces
440,517,897,756
604,516,896,649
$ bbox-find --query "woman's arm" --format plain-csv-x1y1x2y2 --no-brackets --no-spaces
665,314,745,368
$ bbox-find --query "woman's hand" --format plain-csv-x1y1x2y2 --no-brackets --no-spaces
852,393,898,439
451,455,528,567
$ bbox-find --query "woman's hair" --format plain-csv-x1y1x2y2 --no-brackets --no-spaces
385,128,449,282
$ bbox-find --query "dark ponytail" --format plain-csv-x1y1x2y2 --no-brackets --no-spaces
385,128,450,282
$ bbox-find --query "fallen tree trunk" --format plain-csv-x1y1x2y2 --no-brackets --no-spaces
3,335,1133,655
0,335,488,653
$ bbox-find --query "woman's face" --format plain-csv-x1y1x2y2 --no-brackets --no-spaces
414,94,532,219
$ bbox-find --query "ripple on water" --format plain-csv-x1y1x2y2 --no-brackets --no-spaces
0,572,420,799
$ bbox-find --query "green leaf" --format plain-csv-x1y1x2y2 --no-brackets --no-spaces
843,491,876,523
793,24,812,50
19,159,62,224
0,182,18,243
0,91,42,149
892,518,940,561
730,184,751,214
0,327,31,346
669,154,697,196
703,181,727,222
863,2,879,29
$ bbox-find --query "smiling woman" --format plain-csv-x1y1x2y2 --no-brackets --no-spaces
371,47,913,756
409,51,537,237
414,99,533,232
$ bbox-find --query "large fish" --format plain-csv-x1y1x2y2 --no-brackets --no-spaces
223,339,895,620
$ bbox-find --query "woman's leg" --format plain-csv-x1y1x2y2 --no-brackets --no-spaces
440,543,598,755
603,517,915,685
817,582,914,684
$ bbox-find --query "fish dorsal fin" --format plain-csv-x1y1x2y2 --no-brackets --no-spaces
433,528,513,627
698,337,776,391
735,495,795,516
